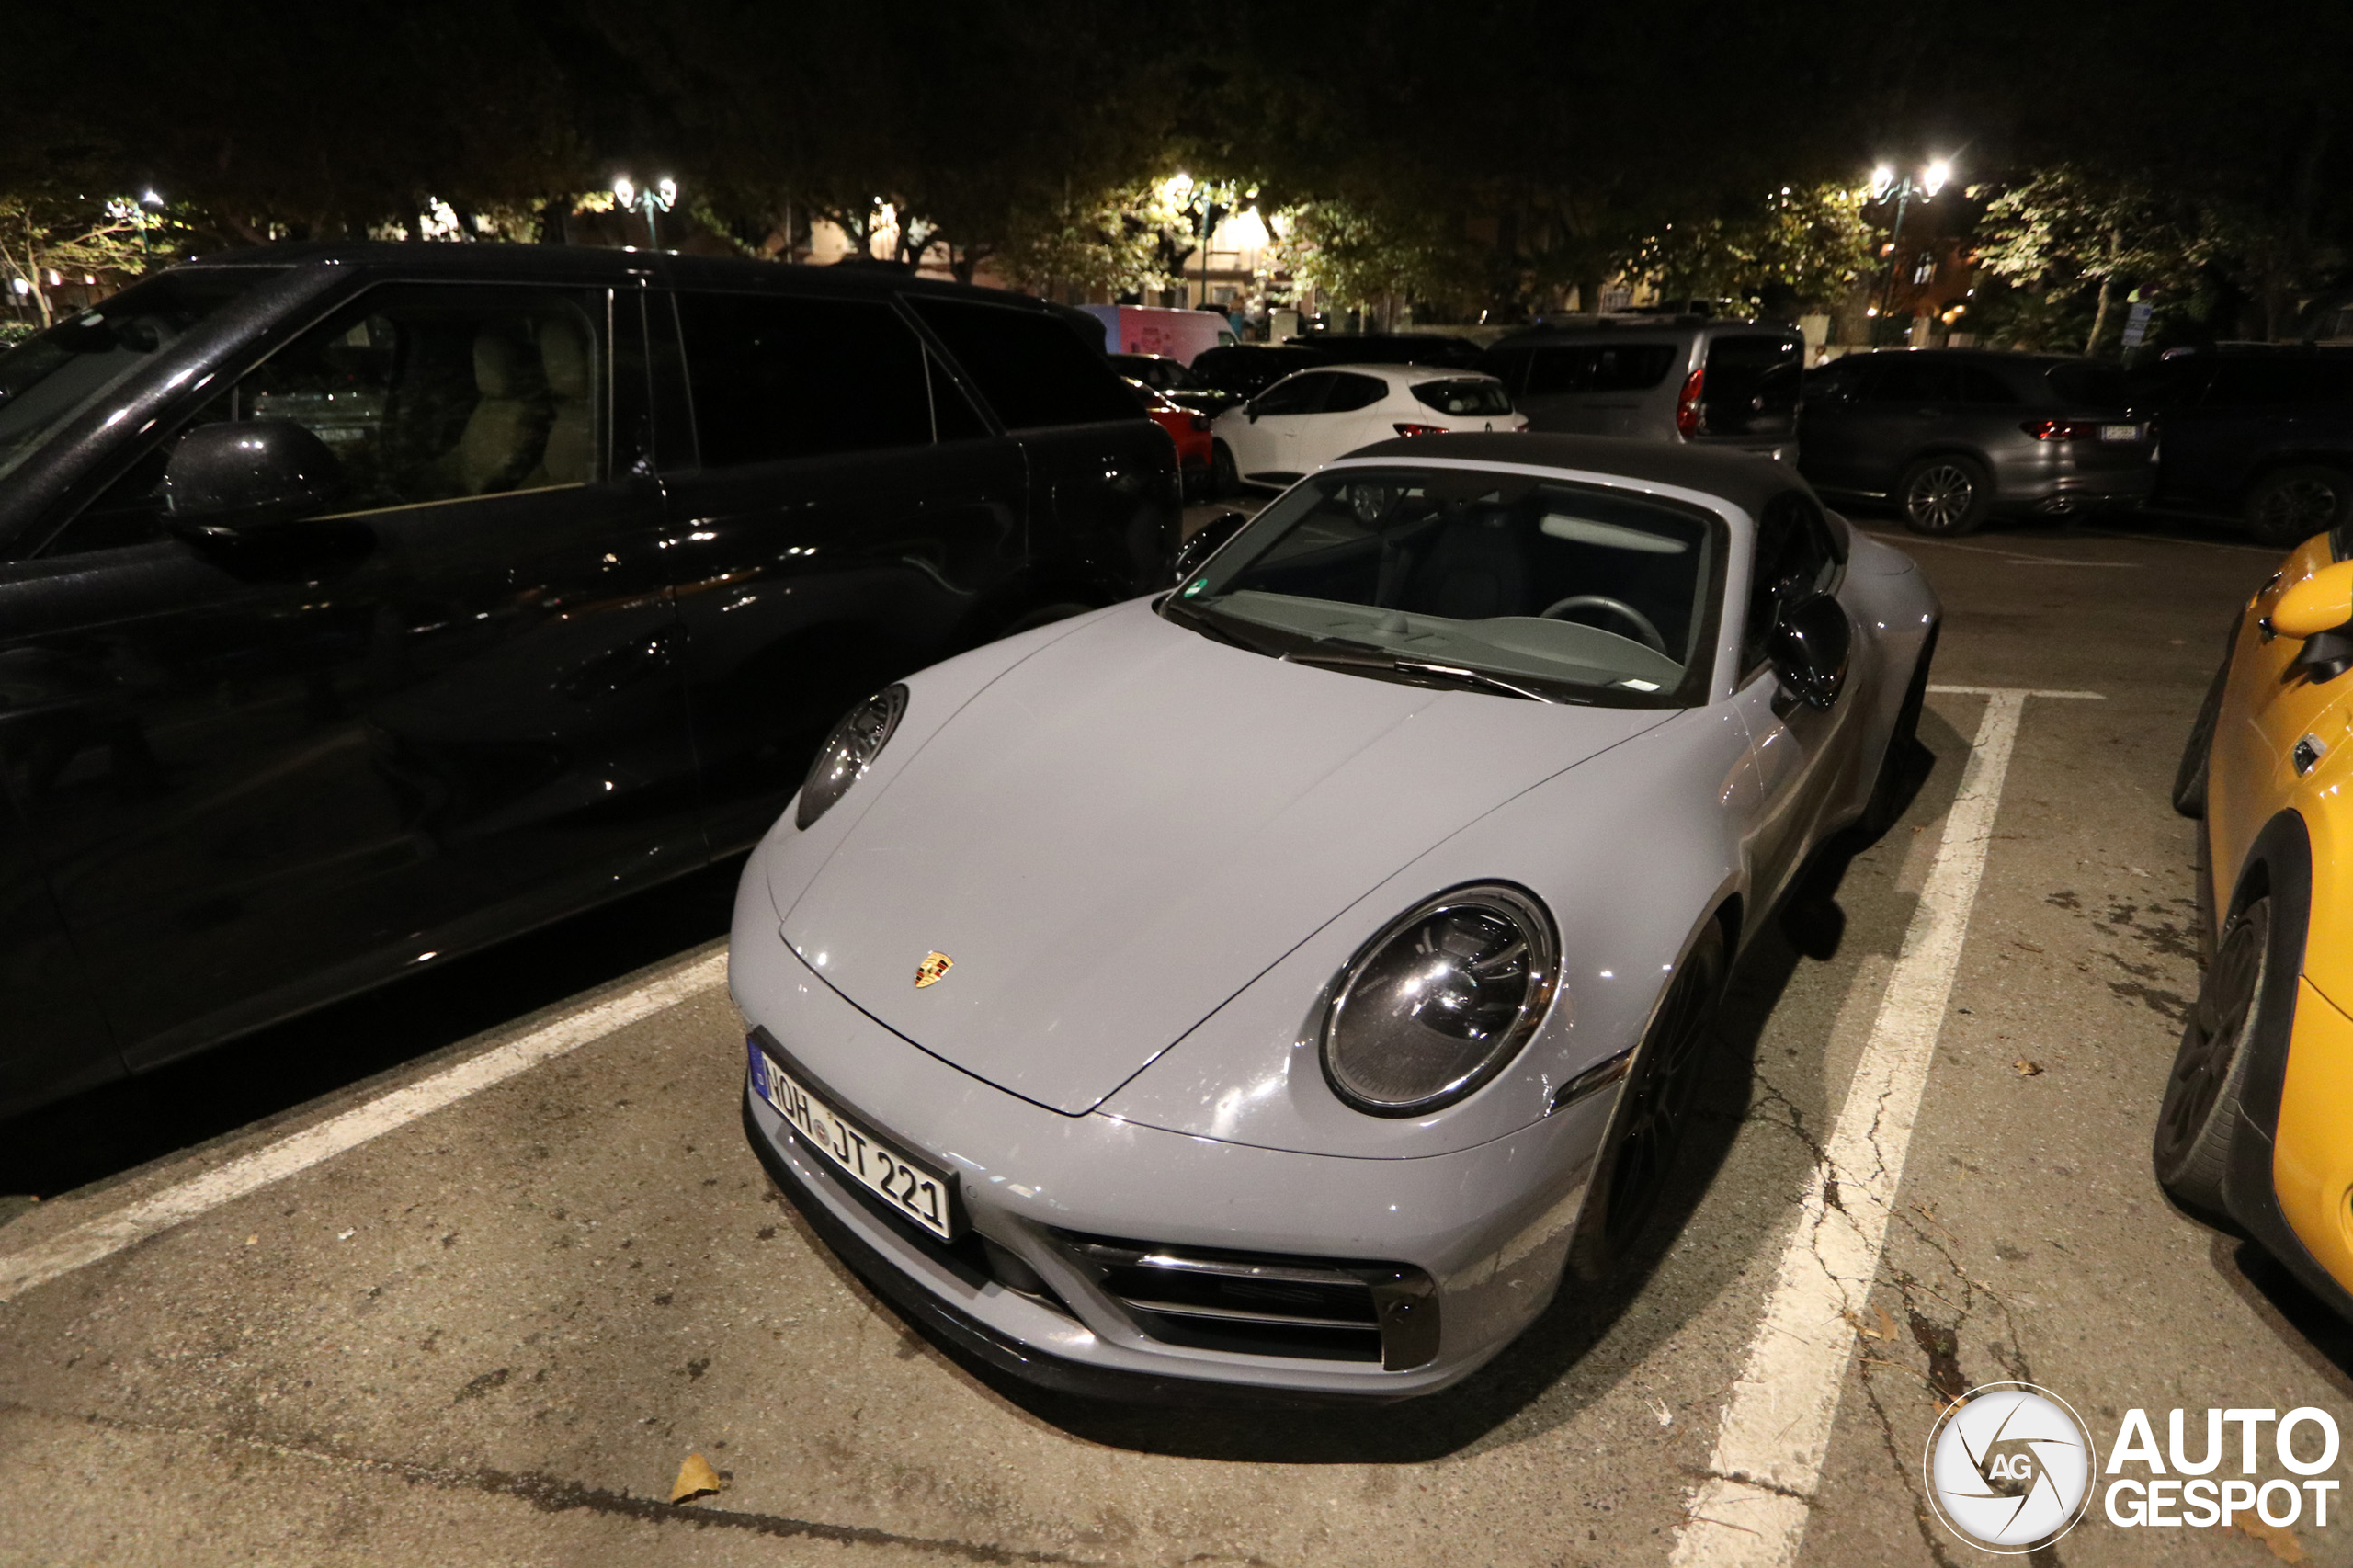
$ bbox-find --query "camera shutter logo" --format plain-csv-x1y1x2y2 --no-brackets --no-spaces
1923,1382,2097,1552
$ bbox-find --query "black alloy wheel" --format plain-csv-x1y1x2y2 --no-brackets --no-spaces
1570,922,1726,1280
1898,454,1992,537
2245,465,2353,550
2153,896,2271,1222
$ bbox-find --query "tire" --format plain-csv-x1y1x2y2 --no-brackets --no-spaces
1209,440,1240,500
1860,630,1937,840
1569,921,1726,1281
2244,464,2353,550
1897,454,1992,537
2153,897,2270,1222
2172,653,2231,818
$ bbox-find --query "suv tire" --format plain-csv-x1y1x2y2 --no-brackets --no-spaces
1897,454,1992,537
2245,464,2352,549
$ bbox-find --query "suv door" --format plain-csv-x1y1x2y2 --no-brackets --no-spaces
1696,333,1802,454
1515,340,1681,436
0,777,114,1112
1840,355,1960,494
1,279,700,1066
905,296,1176,602
658,288,1031,853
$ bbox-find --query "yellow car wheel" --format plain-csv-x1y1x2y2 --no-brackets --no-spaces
2154,897,2272,1224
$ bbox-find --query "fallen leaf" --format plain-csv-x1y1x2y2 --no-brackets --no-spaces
2239,1515,2307,1562
245,1235,258,1246
337,1228,356,1240
671,1451,723,1505
2013,1059,2043,1077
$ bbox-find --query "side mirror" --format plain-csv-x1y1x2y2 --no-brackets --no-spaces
1173,510,1248,585
165,418,347,531
1245,400,1262,423
2277,561,2353,681
1769,592,1851,710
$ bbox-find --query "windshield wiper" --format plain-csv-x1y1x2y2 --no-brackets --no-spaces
1283,646,1561,704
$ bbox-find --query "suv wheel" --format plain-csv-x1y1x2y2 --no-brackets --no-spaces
2245,464,2352,549
1897,454,1991,536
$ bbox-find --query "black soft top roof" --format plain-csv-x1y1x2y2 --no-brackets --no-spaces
1331,431,1814,518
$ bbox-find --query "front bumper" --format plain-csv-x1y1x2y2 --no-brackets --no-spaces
730,926,1612,1399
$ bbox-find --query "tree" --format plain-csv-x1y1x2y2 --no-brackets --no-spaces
0,194,171,329
1972,167,2215,353
1626,182,1873,316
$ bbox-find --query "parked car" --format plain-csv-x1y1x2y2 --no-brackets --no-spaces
1124,378,1214,496
1210,365,1527,493
1282,332,1485,369
0,243,1177,1119
2161,519,2353,1317
2132,346,2353,546
1107,353,1245,416
1480,318,1803,463
1798,347,2156,535
731,433,1938,1397
1191,344,1335,400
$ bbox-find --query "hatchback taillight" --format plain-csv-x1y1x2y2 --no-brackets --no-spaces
2021,418,2100,440
1392,422,1449,437
1674,369,1705,437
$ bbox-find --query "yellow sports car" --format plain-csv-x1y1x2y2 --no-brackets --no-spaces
2163,521,2353,1308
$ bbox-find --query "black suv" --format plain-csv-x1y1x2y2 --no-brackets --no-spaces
0,244,1176,1117
2131,346,2353,545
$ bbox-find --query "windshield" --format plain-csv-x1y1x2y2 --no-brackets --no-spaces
0,271,274,483
1169,464,1721,705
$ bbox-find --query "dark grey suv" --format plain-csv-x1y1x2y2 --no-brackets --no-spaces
1799,348,2156,535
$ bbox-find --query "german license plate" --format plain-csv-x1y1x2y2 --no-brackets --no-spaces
749,1040,956,1241
2098,423,2143,442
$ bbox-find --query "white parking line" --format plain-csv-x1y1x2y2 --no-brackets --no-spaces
1669,686,2099,1567
1858,530,2143,568
0,950,730,1304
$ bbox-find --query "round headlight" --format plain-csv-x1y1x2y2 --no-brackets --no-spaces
1320,884,1559,1116
795,685,908,830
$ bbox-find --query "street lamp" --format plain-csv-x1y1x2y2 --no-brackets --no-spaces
613,175,678,250
1870,158,1954,330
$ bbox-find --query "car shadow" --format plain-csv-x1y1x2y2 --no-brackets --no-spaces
2212,1233,2353,1402
852,722,1957,1461
0,855,746,1213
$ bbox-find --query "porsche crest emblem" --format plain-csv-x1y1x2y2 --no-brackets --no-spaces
914,951,954,989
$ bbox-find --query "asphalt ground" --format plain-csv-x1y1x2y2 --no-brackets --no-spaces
0,498,2336,1567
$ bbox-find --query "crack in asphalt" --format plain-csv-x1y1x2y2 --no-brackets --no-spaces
0,1399,1267,1567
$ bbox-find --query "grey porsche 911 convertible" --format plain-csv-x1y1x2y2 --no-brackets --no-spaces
727,432,1939,1399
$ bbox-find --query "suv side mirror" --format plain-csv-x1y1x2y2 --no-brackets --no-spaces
1173,510,1248,585
1245,399,1261,422
1770,592,1851,709
165,419,347,531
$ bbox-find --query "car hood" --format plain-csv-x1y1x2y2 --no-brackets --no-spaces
777,604,1674,1115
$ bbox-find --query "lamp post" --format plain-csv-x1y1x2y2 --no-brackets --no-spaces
612,176,678,251
1870,159,1951,336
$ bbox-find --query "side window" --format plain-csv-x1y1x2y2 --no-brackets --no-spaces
904,297,1139,429
46,283,608,556
676,292,930,467
1254,372,1331,416
1481,347,1530,395
1323,373,1389,414
1524,346,1596,396
926,352,995,442
1702,335,1802,435
1742,492,1837,674
1865,357,1955,404
1954,366,2019,405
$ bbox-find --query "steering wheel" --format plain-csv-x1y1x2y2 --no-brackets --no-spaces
1540,594,1667,653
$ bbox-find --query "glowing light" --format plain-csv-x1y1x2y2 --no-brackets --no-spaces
1870,164,1896,198
1156,171,1195,203
613,176,636,208
1924,160,1952,197
1223,208,1271,250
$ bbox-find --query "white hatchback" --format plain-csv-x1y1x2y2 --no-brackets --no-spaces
1211,362,1528,493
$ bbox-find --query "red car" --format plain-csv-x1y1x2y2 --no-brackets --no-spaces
1126,377,1214,498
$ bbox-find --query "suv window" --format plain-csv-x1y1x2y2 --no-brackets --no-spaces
1323,372,1389,413
1522,342,1677,396
1864,356,1956,404
1952,366,2019,405
1743,490,1837,673
50,282,608,555
1701,335,1801,435
2044,362,2130,408
2203,357,2353,408
906,297,1139,429
1254,372,1332,416
678,292,930,466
